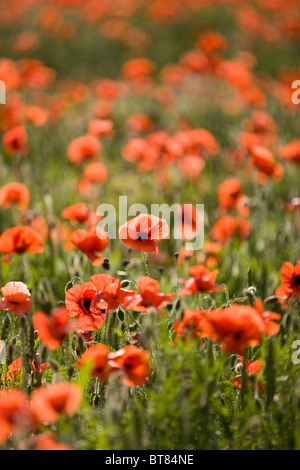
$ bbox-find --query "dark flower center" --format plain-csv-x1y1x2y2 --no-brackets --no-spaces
137,231,149,241
294,275,300,287
83,298,92,311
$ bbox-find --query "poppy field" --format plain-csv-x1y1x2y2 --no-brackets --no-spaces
1,0,300,452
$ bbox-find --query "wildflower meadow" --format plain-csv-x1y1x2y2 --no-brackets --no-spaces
0,0,300,453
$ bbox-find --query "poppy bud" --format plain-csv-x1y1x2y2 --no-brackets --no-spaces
174,252,179,259
102,258,110,271
3,312,11,330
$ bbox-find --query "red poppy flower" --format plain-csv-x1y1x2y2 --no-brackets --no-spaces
77,344,111,382
200,305,266,354
108,345,150,387
179,203,202,241
0,182,30,210
179,265,222,296
88,119,113,138
0,281,32,315
0,226,44,255
124,276,175,312
32,383,82,425
33,307,73,350
280,140,300,164
218,178,242,209
70,225,109,266
211,216,252,244
232,357,263,389
62,203,91,224
1,357,48,382
2,125,28,155
173,309,206,343
83,162,108,183
119,214,169,255
0,389,31,445
250,144,284,182
254,300,281,336
90,274,135,310
65,282,108,331
67,135,101,165
275,261,300,305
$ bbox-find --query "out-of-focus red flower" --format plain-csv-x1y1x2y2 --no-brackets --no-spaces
88,119,113,138
77,344,111,382
280,140,300,165
0,389,32,445
202,305,266,353
173,309,206,343
0,226,44,254
250,144,284,182
119,214,169,255
108,345,150,387
232,356,263,389
67,135,101,165
124,276,175,312
83,162,108,183
33,307,73,350
211,216,252,243
32,383,82,425
254,300,281,336
0,182,30,210
70,225,109,266
1,357,48,383
0,281,32,315
179,265,222,296
2,125,28,155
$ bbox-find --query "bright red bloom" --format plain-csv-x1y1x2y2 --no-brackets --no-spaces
77,344,111,382
211,216,252,244
179,203,202,241
83,162,108,183
88,119,113,138
0,183,30,210
254,300,281,336
70,225,109,266
108,345,150,387
1,357,48,382
232,357,263,389
62,203,91,224
32,383,82,425
119,214,169,255
33,307,73,350
200,305,266,354
90,274,135,310
124,276,175,312
65,282,108,331
0,389,31,445
0,281,32,315
280,140,300,165
0,226,44,255
179,265,222,296
275,261,300,305
250,145,284,182
173,309,206,342
67,135,101,165
2,125,28,155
